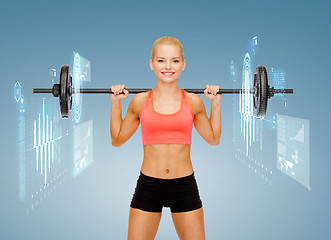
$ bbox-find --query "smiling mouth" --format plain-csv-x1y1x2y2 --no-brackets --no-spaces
162,72,175,76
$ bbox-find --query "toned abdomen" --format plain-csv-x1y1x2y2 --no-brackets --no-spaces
141,144,194,179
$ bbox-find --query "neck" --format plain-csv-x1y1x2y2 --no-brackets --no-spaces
154,81,181,97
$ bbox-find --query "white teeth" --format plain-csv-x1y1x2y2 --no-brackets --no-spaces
163,72,174,76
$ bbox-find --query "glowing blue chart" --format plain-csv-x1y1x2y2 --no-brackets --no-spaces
72,52,91,124
24,97,69,213
239,53,256,156
233,37,274,186
73,120,94,177
277,114,310,189
33,98,68,187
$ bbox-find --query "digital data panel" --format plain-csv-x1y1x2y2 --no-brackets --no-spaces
15,72,71,214
73,120,94,177
72,52,91,124
277,114,310,190
20,96,70,214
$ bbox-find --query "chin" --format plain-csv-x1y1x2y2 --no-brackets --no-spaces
160,78,178,83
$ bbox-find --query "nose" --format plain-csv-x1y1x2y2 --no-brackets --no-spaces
165,60,171,69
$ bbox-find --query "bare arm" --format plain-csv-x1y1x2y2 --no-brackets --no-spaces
192,85,222,145
110,96,140,147
110,99,122,145
193,96,221,145
110,85,140,147
209,100,222,144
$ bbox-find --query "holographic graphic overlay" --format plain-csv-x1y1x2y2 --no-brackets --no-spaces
249,36,258,56
239,53,256,156
73,120,93,177
14,81,22,103
277,114,310,190
271,68,288,107
72,52,91,124
14,81,26,201
233,37,274,185
25,97,69,213
49,68,57,84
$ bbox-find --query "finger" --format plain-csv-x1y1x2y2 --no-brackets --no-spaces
213,85,218,94
210,85,214,94
209,86,214,94
121,85,126,94
111,86,116,94
116,85,121,94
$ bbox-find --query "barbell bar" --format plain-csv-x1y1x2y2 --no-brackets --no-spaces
33,65,293,119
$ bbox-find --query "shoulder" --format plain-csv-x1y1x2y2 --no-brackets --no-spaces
129,90,150,115
183,90,205,115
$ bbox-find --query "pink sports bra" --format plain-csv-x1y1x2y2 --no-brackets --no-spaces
139,89,194,145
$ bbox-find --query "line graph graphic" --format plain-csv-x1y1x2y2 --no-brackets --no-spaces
33,98,68,187
290,124,305,143
239,53,256,156
232,37,275,186
23,96,70,213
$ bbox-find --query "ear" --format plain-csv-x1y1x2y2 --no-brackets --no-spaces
149,59,154,70
182,59,186,71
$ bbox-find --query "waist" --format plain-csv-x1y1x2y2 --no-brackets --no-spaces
139,170,195,182
141,157,193,179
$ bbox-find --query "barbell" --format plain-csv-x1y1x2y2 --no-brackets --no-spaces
33,65,293,119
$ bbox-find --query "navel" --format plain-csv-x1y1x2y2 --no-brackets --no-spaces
165,169,170,174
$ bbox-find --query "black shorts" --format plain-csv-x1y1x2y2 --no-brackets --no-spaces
130,171,203,213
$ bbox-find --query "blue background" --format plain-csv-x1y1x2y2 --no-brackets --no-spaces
1,0,330,239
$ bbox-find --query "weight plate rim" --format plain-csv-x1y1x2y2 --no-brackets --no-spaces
60,65,72,118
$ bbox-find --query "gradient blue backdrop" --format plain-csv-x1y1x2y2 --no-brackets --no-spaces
1,0,330,239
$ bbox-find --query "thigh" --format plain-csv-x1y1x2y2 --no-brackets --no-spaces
171,207,206,240
127,207,162,240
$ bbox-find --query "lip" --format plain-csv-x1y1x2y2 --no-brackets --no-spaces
161,72,175,77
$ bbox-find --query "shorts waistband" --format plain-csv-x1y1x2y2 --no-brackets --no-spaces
139,171,195,183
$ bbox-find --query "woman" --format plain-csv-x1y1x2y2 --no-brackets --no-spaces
110,36,222,240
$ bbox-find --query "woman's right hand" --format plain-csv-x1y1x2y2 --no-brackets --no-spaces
109,84,129,101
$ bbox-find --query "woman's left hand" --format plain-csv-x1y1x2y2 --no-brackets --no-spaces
204,84,222,102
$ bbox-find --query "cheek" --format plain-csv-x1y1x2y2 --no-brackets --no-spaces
175,65,184,72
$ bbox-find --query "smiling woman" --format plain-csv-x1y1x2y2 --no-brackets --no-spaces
109,36,222,240
149,37,187,87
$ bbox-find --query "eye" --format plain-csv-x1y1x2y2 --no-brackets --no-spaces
158,60,164,62
173,60,179,63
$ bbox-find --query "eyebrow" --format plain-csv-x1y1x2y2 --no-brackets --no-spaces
157,57,180,59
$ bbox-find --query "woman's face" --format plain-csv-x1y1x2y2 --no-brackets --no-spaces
149,44,186,84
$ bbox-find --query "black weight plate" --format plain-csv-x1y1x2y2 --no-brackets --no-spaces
253,65,268,118
60,65,72,118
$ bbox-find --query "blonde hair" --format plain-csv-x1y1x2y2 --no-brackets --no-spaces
151,36,184,61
